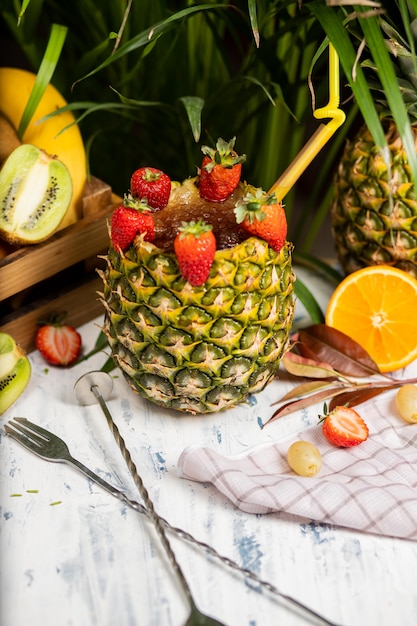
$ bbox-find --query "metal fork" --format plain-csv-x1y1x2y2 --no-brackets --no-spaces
4,417,341,626
4,417,150,512
6,416,224,626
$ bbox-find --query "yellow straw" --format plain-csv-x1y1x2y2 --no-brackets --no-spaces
269,43,346,202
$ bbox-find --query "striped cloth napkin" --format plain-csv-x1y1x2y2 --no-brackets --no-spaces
177,402,417,540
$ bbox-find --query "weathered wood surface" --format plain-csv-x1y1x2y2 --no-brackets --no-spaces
1,310,417,626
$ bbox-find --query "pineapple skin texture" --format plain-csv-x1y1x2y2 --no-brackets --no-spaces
100,237,295,414
331,122,417,278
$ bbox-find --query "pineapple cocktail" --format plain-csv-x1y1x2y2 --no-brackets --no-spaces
100,138,295,414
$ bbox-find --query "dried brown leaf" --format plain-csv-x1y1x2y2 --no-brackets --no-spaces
297,324,382,377
282,351,339,379
265,385,358,425
328,388,387,410
276,379,342,403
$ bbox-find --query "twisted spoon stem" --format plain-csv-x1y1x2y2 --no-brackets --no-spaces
91,385,196,608
84,377,339,626
95,477,338,625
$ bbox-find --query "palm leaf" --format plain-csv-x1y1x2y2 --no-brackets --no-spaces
293,277,325,324
307,1,387,152
309,0,417,190
18,23,67,139
73,4,230,85
358,5,417,187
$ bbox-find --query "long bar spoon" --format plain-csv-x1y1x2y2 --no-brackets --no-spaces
74,370,225,626
5,417,340,625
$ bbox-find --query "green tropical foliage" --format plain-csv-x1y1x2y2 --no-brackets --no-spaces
309,0,417,195
1,0,416,256
0,0,347,250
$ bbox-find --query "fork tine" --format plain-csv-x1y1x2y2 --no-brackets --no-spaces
4,424,44,452
10,417,52,441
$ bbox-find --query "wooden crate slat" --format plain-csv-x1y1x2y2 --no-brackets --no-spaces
0,276,104,353
0,177,119,352
0,201,116,301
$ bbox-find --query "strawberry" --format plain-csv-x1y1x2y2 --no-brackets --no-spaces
234,187,287,252
111,195,155,252
199,137,246,202
319,405,369,447
174,220,216,286
35,313,82,366
130,166,171,210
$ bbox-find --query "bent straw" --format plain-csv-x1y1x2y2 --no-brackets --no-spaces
269,43,345,202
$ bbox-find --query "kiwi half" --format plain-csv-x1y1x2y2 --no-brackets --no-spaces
0,332,31,414
0,144,72,244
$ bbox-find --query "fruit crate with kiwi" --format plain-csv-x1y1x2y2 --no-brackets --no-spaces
0,67,122,352
0,175,120,353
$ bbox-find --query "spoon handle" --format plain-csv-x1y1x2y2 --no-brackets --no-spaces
91,385,196,605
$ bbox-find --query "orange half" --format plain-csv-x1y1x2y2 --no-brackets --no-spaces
325,266,417,373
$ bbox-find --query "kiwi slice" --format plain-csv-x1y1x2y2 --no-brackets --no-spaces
0,332,31,414
0,144,72,244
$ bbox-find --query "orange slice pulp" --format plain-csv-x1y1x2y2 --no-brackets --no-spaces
325,265,417,373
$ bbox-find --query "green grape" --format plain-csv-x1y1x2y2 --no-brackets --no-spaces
395,385,417,423
287,440,322,477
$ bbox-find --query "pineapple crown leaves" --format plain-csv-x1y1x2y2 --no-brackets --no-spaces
123,192,152,213
177,219,213,239
201,136,246,172
234,187,278,224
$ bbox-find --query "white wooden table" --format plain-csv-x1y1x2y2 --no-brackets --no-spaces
2,272,417,626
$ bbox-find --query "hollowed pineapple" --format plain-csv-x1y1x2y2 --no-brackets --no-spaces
332,123,417,278
100,178,295,414
331,6,417,279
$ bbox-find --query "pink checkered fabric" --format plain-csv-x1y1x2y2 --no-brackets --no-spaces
178,403,417,540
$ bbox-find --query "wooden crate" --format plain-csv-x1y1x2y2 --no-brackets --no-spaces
0,177,120,352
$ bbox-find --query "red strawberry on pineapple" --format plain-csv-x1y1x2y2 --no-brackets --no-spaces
130,166,171,210
174,220,216,286
320,405,369,447
36,313,82,366
199,137,246,202
111,195,155,252
234,187,287,252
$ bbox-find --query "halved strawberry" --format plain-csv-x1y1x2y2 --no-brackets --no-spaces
130,166,171,210
234,187,287,252
319,405,369,447
35,313,82,366
174,220,216,286
199,137,246,202
111,195,155,252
